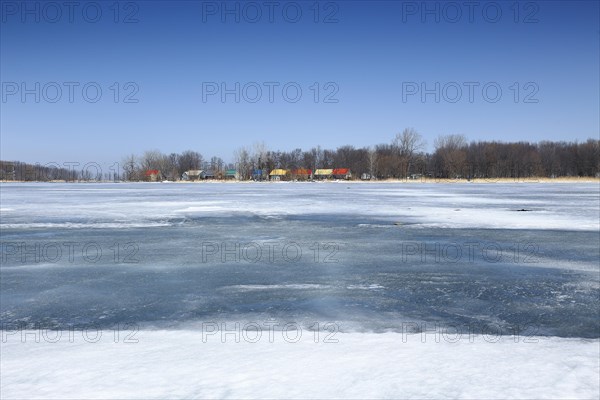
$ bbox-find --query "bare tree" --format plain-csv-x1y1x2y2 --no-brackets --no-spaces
311,146,324,170
392,128,426,177
433,134,468,178
234,147,251,180
159,153,180,181
302,150,316,173
140,150,164,171
122,154,139,181
393,128,426,157
178,150,203,175
368,147,377,179
209,156,224,172
252,141,269,171
434,134,467,151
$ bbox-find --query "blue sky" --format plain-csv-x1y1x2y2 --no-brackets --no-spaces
1,0,599,165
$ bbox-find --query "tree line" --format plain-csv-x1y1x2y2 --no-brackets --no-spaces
1,130,598,181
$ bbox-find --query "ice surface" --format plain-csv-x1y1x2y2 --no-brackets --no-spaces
1,182,599,398
1,182,598,231
2,182,598,336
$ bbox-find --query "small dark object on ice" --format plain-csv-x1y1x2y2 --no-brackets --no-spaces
515,209,532,212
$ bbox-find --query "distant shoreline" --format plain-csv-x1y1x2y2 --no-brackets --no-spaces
2,177,599,184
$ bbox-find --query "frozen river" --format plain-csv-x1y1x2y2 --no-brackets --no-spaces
1,182,598,337
1,182,599,398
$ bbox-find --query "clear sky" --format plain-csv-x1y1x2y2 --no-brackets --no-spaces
1,0,599,165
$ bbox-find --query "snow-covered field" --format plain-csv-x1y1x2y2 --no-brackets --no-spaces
2,331,598,399
1,182,599,398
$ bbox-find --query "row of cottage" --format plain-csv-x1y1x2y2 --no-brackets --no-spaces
145,168,353,181
263,168,352,181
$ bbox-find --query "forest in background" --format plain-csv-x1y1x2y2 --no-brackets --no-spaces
1,130,599,181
